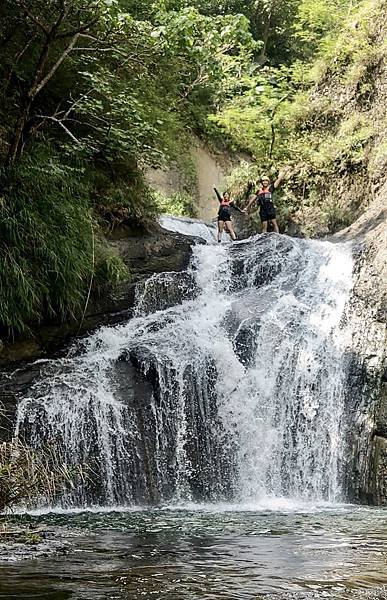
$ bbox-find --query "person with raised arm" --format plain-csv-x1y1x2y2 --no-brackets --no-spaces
214,187,244,243
244,170,289,233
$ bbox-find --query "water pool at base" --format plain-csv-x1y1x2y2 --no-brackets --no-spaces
1,504,387,600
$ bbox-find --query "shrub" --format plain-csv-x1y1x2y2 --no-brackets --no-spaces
0,438,86,511
154,190,198,218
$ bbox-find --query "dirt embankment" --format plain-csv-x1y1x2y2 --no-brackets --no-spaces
146,137,245,221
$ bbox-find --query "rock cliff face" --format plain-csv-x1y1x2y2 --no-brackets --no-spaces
0,208,386,505
145,137,245,221
335,188,387,504
296,0,387,502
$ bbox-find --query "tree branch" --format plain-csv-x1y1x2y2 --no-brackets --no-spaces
15,0,50,35
32,33,80,97
38,115,82,145
4,35,35,93
269,93,290,158
56,14,104,40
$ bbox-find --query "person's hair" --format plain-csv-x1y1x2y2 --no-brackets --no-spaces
223,191,230,198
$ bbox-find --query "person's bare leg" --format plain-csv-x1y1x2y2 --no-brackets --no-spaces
261,221,268,233
226,221,237,241
271,219,279,233
218,221,224,242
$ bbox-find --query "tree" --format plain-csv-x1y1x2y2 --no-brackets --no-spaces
193,0,301,65
2,0,116,166
1,0,257,168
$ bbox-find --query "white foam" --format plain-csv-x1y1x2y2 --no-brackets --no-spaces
160,215,217,243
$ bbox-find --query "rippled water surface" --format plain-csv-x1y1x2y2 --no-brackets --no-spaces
1,503,387,599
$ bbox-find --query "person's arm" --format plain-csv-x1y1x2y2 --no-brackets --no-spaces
274,166,292,189
214,188,223,203
230,201,244,214
243,193,257,213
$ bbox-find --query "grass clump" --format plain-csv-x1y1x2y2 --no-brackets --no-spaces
0,146,130,335
0,438,86,512
92,163,161,232
94,243,129,289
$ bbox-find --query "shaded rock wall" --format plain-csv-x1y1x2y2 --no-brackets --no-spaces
335,188,387,504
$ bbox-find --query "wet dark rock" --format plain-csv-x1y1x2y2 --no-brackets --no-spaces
112,354,161,504
0,362,45,442
135,271,198,316
117,346,237,502
233,320,262,367
339,191,387,504
228,234,300,293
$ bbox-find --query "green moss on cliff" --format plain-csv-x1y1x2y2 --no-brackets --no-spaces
290,0,387,234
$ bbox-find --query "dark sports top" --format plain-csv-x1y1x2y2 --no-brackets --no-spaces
214,188,243,215
256,183,275,208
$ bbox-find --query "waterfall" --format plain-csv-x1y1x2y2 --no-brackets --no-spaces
15,231,354,508
160,215,217,243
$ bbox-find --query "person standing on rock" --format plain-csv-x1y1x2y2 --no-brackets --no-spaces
243,170,288,233
214,188,244,243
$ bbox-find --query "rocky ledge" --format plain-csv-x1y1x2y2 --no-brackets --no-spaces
0,225,201,366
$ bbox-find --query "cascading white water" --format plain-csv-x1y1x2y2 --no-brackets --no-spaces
15,229,354,507
160,215,217,243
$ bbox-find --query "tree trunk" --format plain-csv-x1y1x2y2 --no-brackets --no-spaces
5,37,51,167
5,30,80,167
5,107,31,167
259,9,272,64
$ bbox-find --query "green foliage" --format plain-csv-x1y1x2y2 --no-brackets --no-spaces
91,164,161,231
155,190,198,217
225,161,260,200
150,7,257,136
219,0,384,236
294,0,359,58
316,0,384,74
194,0,302,65
94,244,129,288
0,0,260,334
0,147,128,334
0,150,92,333
211,63,306,161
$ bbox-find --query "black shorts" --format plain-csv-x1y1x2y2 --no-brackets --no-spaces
260,206,276,222
218,209,232,222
